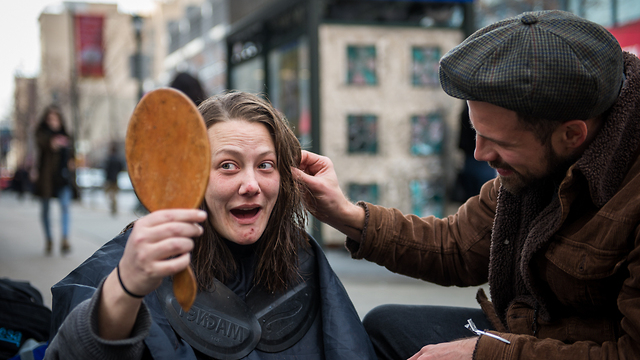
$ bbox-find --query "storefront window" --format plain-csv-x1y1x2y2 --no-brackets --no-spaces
347,45,377,85
412,46,441,87
411,113,444,156
268,37,312,149
410,179,444,218
348,114,378,154
230,55,264,94
348,183,379,205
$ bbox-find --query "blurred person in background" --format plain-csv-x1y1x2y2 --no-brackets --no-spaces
103,143,124,216
10,161,33,200
34,105,78,255
169,72,206,106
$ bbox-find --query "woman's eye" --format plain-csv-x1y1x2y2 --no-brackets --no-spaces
221,163,238,170
259,162,274,170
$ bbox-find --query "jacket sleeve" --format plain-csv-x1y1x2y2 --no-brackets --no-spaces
345,177,499,287
474,228,640,360
44,279,152,360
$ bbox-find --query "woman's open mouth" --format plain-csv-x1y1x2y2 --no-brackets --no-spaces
230,207,261,220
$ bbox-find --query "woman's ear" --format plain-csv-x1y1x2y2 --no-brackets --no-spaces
553,120,588,155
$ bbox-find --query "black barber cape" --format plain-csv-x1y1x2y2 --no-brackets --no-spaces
49,229,376,360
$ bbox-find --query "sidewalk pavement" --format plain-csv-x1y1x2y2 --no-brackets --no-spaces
0,189,481,319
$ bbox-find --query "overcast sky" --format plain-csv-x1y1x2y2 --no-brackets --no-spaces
0,0,156,123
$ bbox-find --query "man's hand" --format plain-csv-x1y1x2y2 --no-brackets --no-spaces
407,338,477,360
294,150,345,221
293,150,365,240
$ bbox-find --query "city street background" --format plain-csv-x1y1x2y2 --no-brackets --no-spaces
0,188,481,319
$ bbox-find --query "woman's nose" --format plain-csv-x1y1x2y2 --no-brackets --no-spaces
239,171,260,195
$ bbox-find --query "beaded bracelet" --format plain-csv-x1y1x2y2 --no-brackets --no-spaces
116,263,145,299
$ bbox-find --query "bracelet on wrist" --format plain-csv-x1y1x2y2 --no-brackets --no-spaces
116,263,145,299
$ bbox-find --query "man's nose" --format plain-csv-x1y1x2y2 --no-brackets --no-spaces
474,136,497,162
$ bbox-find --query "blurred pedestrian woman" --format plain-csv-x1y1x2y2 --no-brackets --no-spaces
34,105,78,255
45,92,375,360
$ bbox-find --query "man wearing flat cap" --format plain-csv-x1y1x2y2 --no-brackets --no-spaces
295,9,640,360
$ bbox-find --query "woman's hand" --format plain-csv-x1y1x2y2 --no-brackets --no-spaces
118,208,206,296
50,134,69,150
99,208,206,340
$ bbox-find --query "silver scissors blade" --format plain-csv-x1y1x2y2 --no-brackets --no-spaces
465,319,510,344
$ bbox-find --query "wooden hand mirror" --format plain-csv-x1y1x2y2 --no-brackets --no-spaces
125,88,210,312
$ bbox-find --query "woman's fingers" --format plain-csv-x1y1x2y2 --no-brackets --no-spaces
136,208,207,228
143,251,192,279
139,235,195,265
119,239,193,296
131,221,203,246
118,208,207,296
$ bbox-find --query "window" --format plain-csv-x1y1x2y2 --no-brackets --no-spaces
411,113,444,156
167,21,180,54
410,179,444,218
348,114,378,154
412,46,441,87
348,183,379,205
187,6,202,42
230,55,265,94
347,45,377,85
268,37,312,149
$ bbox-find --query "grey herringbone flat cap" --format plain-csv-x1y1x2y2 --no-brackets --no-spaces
439,10,624,121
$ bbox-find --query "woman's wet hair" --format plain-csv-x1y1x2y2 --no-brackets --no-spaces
193,91,308,292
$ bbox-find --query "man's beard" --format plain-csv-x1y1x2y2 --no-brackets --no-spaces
489,144,577,195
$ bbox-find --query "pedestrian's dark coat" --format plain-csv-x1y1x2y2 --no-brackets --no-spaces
34,125,78,199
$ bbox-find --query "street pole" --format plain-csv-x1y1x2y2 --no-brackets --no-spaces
132,15,144,101
69,9,81,147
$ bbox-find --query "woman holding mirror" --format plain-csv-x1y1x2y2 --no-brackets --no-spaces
45,92,375,360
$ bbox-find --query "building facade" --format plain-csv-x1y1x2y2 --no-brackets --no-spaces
147,0,228,96
38,2,143,166
224,0,469,244
10,77,38,172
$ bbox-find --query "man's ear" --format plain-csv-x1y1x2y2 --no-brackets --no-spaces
553,120,588,154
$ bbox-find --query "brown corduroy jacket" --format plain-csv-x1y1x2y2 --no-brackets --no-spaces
346,52,640,360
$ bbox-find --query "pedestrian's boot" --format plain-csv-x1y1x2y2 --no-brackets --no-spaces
61,237,71,255
45,239,52,256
